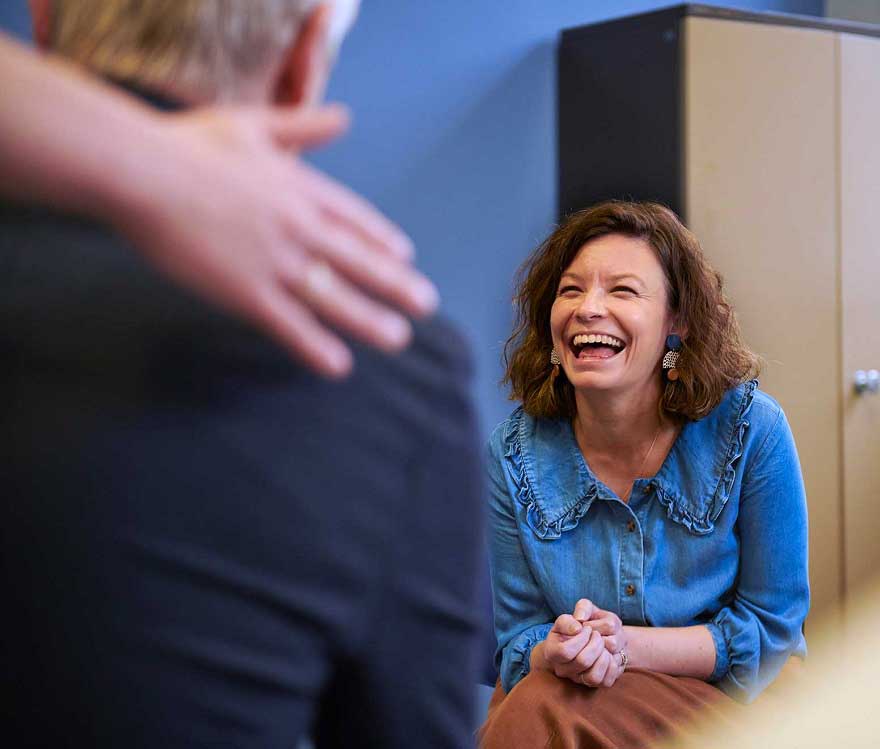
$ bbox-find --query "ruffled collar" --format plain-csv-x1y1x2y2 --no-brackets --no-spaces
506,381,758,538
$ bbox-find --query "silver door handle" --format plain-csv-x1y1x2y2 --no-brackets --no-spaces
854,370,880,395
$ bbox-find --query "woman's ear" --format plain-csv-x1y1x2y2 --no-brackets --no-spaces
670,316,689,342
273,2,333,106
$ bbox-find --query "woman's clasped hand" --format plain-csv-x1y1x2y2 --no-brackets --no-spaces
534,598,628,688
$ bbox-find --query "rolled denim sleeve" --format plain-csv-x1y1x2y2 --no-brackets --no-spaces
707,408,810,703
486,424,554,693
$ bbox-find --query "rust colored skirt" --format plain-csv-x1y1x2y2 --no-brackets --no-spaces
477,668,744,749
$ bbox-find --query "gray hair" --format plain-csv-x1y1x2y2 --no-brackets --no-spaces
50,0,357,101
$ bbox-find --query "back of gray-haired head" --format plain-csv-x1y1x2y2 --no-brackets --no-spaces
50,0,358,102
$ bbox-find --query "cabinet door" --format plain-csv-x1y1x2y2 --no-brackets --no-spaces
683,17,841,615
840,32,880,604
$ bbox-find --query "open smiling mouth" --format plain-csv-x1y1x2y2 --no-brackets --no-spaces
569,333,626,361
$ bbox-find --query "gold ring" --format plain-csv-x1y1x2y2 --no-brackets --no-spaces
304,261,334,295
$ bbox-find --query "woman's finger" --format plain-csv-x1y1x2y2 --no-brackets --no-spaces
571,629,605,672
590,616,617,636
547,622,593,665
603,634,622,654
601,653,622,688
554,630,605,678
552,614,583,636
580,648,611,687
553,630,594,664
573,598,595,621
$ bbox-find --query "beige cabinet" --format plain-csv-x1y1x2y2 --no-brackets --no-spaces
684,18,880,620
839,33,880,605
560,6,880,620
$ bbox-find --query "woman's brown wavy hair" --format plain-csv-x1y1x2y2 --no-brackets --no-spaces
503,201,760,421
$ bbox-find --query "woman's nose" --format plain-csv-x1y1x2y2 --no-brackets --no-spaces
575,289,606,320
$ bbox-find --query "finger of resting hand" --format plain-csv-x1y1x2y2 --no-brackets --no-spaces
297,161,415,263
255,287,352,377
602,634,622,654
264,104,350,151
580,649,611,687
554,652,597,681
552,614,584,637
571,630,606,672
553,631,603,678
282,258,412,353
553,662,578,680
548,625,593,664
589,615,617,636
573,598,595,622
601,658,620,688
292,216,436,318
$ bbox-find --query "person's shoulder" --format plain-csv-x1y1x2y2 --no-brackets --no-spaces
344,315,478,440
748,385,784,418
708,381,790,457
408,314,474,379
741,383,787,437
711,380,783,425
0,201,132,330
0,201,108,267
0,200,109,240
686,380,785,457
0,201,250,358
0,199,174,297
353,314,476,405
488,406,525,453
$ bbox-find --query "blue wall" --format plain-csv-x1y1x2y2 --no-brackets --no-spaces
312,0,821,437
1,1,822,437
0,2,29,38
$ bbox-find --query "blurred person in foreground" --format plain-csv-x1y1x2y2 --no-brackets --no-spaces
479,201,809,748
1,2,483,747
0,27,436,376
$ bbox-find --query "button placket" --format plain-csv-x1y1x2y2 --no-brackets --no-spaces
618,507,645,622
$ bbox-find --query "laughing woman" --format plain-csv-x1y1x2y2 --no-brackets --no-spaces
479,202,809,748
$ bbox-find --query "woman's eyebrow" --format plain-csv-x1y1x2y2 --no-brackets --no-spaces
558,271,646,285
608,273,644,285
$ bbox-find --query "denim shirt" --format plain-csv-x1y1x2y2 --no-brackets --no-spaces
487,381,809,703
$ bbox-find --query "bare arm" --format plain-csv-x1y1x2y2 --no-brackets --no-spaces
0,32,438,377
621,624,715,680
0,31,205,217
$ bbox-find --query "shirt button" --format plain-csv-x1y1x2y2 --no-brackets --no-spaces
627,520,636,533
625,584,636,596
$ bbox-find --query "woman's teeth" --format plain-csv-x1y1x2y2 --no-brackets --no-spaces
570,333,625,360
572,333,624,348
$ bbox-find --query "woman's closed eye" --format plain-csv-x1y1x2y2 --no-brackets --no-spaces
611,285,637,295
558,285,581,296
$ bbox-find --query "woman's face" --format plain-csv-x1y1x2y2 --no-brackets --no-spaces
549,234,675,398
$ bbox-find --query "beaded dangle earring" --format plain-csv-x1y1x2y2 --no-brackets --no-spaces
549,348,561,380
662,334,682,381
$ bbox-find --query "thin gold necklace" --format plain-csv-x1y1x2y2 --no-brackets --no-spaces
574,419,664,502
623,423,663,503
